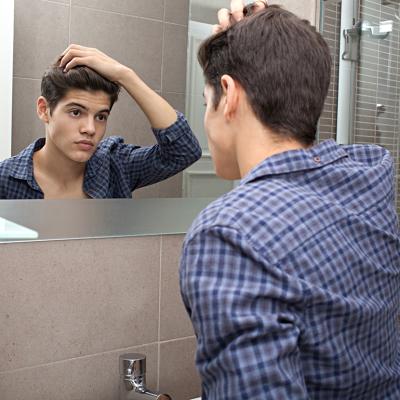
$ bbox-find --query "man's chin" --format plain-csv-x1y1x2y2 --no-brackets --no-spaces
70,153,93,163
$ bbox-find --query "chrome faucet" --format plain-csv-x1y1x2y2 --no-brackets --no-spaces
119,353,172,400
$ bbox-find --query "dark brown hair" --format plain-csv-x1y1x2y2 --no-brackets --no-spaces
198,5,332,145
41,56,120,114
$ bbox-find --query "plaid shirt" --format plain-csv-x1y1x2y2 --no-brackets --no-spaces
180,139,400,400
0,112,201,199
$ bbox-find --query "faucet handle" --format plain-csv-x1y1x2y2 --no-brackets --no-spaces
119,353,146,378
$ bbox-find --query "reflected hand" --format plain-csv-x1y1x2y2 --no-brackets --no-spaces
213,0,268,34
59,44,129,84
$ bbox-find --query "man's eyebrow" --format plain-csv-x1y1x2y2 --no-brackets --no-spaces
64,102,110,113
64,102,88,110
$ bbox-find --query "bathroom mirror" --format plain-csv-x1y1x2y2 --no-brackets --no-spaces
2,0,317,202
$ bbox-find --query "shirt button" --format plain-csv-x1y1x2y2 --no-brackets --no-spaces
313,156,321,163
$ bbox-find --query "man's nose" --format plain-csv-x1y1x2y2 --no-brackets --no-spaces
81,117,96,136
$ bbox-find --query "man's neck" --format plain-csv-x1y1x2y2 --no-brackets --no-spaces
33,139,86,190
235,118,309,178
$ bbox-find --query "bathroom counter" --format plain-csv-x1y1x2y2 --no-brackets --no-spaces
0,198,214,242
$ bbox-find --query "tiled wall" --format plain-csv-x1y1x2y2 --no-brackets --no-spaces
12,0,189,198
319,0,400,214
0,235,200,400
319,1,341,141
355,0,400,214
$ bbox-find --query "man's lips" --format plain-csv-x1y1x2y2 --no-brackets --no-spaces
75,140,94,151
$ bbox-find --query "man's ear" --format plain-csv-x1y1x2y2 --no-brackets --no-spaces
220,75,239,121
37,96,50,123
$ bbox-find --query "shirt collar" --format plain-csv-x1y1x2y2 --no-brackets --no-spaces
8,138,108,197
9,138,45,191
241,139,349,185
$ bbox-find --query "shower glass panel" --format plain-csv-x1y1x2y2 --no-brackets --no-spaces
320,0,400,215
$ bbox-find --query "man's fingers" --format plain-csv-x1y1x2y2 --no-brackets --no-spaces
231,0,245,22
63,57,87,72
212,24,223,34
59,49,88,68
215,0,268,35
253,0,268,12
217,8,231,30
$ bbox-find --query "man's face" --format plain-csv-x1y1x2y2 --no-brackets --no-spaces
203,84,239,179
41,89,111,163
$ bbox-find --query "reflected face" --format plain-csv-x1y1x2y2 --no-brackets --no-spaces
203,84,239,180
42,89,111,163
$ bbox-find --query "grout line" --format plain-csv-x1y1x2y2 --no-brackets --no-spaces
159,335,196,345
68,0,72,44
40,0,69,6
71,4,187,26
13,76,41,81
0,341,161,375
160,1,167,94
157,235,163,390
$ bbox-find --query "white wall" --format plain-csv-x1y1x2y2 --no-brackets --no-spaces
0,0,14,161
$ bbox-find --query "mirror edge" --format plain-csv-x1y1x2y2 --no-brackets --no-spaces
0,0,14,161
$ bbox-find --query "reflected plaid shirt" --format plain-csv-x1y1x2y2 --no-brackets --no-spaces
0,112,201,199
180,139,400,400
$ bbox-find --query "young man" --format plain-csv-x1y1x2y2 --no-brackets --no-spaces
180,2,400,399
0,45,201,199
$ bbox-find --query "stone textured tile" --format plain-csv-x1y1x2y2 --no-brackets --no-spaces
0,237,160,371
13,0,69,79
160,235,193,340
159,337,201,400
133,183,160,198
105,89,156,147
0,343,158,400
12,78,43,155
72,0,164,20
70,6,163,90
162,91,185,113
158,172,183,198
162,23,188,93
165,0,189,25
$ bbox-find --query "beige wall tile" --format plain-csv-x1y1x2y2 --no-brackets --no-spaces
162,92,185,114
12,78,43,155
165,0,189,25
71,0,165,20
105,89,155,147
70,7,164,90
133,184,160,198
0,343,158,400
162,23,188,93
158,172,183,198
160,235,193,340
0,237,160,372
159,337,201,400
13,0,69,79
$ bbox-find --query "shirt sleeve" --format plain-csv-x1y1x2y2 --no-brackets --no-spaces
115,111,201,190
180,225,309,400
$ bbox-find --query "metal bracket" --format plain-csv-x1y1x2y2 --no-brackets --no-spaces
342,26,360,61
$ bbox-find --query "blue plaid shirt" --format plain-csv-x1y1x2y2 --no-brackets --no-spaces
180,139,400,400
0,112,201,199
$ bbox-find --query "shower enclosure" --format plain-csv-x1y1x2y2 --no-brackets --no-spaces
320,0,400,215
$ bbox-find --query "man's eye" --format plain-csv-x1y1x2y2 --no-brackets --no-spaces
96,114,108,121
70,109,81,117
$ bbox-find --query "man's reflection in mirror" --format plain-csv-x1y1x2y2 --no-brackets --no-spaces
0,46,201,199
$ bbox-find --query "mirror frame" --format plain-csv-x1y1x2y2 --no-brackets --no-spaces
0,0,14,161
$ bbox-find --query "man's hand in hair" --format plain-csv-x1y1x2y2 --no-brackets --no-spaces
59,44,129,85
213,0,268,34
